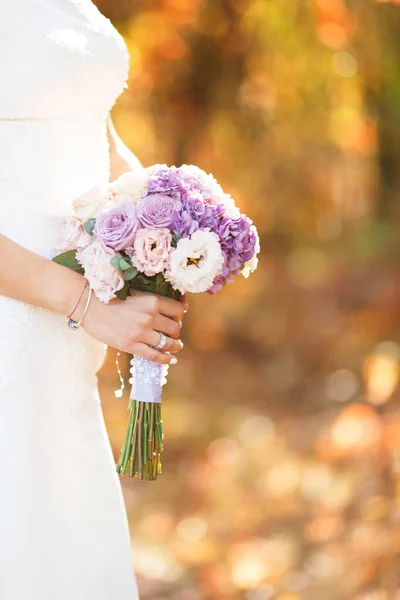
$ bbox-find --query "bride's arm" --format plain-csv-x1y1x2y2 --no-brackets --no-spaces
0,232,85,315
0,233,184,364
107,116,143,181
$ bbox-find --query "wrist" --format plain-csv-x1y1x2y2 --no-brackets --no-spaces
67,280,89,319
67,284,92,330
47,263,87,316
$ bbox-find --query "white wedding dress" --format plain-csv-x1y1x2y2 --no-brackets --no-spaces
0,1,140,598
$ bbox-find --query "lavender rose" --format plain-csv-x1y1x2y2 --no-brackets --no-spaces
137,194,181,229
93,202,139,251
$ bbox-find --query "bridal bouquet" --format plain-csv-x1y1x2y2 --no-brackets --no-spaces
53,164,259,480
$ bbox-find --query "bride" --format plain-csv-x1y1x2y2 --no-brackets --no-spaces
0,1,186,598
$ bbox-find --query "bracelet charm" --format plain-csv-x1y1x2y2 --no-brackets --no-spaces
67,318,81,330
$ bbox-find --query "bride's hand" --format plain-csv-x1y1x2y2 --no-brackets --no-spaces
82,290,185,364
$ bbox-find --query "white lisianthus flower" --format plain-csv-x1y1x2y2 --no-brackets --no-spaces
166,230,225,294
109,169,149,204
242,225,260,278
72,187,112,222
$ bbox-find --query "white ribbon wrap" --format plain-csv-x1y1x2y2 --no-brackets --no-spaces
129,356,169,403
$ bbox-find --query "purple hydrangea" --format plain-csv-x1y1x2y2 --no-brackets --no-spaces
146,165,217,204
176,165,213,200
207,266,232,294
208,214,258,294
172,193,226,237
146,166,184,200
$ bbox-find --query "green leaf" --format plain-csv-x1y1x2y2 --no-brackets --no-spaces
172,230,182,247
156,272,165,285
110,255,121,269
52,250,84,274
119,257,132,270
115,282,130,300
83,218,96,236
130,274,180,299
124,267,138,281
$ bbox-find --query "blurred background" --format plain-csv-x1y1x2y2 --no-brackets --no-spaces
95,1,400,598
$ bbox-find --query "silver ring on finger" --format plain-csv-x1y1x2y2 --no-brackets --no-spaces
153,331,167,350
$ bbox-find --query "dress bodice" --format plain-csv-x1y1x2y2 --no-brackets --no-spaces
0,0,130,257
0,0,129,119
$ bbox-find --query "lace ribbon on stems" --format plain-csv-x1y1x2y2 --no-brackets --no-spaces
129,356,169,403
116,356,170,480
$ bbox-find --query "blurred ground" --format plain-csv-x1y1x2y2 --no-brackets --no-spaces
95,1,400,598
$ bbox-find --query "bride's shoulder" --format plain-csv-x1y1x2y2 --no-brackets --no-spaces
0,0,129,120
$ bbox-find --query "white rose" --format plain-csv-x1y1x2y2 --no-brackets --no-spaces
166,230,225,294
72,187,112,222
76,239,124,303
242,225,260,278
107,192,136,210
108,169,149,204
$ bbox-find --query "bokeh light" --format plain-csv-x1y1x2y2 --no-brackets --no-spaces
96,0,400,598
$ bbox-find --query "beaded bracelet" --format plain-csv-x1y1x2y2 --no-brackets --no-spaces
68,286,93,330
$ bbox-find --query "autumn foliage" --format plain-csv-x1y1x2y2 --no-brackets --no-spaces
95,1,400,598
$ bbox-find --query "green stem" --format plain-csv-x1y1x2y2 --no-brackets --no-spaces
116,274,177,481
137,402,144,480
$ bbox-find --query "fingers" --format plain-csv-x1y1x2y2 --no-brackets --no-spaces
128,292,184,321
158,296,185,320
180,293,189,313
124,292,185,361
154,314,181,339
132,343,177,365
145,330,183,354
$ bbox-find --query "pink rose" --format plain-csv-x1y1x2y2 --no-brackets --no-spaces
76,239,124,303
58,217,91,252
131,228,172,277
